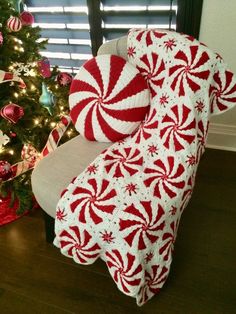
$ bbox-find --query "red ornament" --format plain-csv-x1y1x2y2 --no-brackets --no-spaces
20,11,34,26
0,161,12,181
57,72,73,86
7,16,22,32
37,58,51,78
0,31,3,45
0,103,24,124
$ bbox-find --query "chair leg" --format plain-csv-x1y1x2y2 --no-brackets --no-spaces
43,211,55,243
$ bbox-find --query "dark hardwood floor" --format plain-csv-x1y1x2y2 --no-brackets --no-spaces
0,149,236,314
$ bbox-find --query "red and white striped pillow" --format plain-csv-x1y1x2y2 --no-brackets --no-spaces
69,55,150,142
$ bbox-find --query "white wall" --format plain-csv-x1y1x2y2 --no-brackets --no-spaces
199,0,236,150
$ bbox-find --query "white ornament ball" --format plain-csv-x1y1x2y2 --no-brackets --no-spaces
7,16,22,32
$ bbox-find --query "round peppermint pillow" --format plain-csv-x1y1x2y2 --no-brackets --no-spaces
69,55,150,142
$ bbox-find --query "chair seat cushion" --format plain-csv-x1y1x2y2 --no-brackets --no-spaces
31,135,110,217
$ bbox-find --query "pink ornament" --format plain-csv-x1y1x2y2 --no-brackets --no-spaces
57,72,73,86
9,131,17,138
0,31,3,45
7,16,22,32
37,58,51,78
20,11,34,26
0,103,24,124
0,161,12,181
21,144,38,167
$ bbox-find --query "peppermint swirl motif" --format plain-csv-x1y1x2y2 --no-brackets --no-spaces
69,55,149,142
169,45,210,96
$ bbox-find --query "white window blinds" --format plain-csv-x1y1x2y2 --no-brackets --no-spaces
27,0,177,73
27,0,92,73
101,0,177,41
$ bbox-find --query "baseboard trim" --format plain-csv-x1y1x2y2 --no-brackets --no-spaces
207,123,236,152
206,143,236,152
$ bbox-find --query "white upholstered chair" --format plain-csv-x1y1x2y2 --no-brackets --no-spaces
31,37,127,240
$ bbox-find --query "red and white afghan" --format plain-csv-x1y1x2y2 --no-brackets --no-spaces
54,29,236,305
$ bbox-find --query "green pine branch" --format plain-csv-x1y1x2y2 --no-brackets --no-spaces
0,0,77,214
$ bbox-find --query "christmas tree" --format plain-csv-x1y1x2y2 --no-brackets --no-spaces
0,0,76,217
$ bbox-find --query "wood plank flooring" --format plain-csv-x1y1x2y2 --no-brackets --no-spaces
0,149,236,314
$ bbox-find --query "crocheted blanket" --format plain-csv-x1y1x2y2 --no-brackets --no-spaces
54,29,236,305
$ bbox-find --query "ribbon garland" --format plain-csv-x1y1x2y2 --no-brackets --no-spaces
8,115,71,181
0,70,26,88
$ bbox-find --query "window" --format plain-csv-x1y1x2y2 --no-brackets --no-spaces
88,0,177,55
27,0,92,73
27,0,203,72
101,0,177,39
